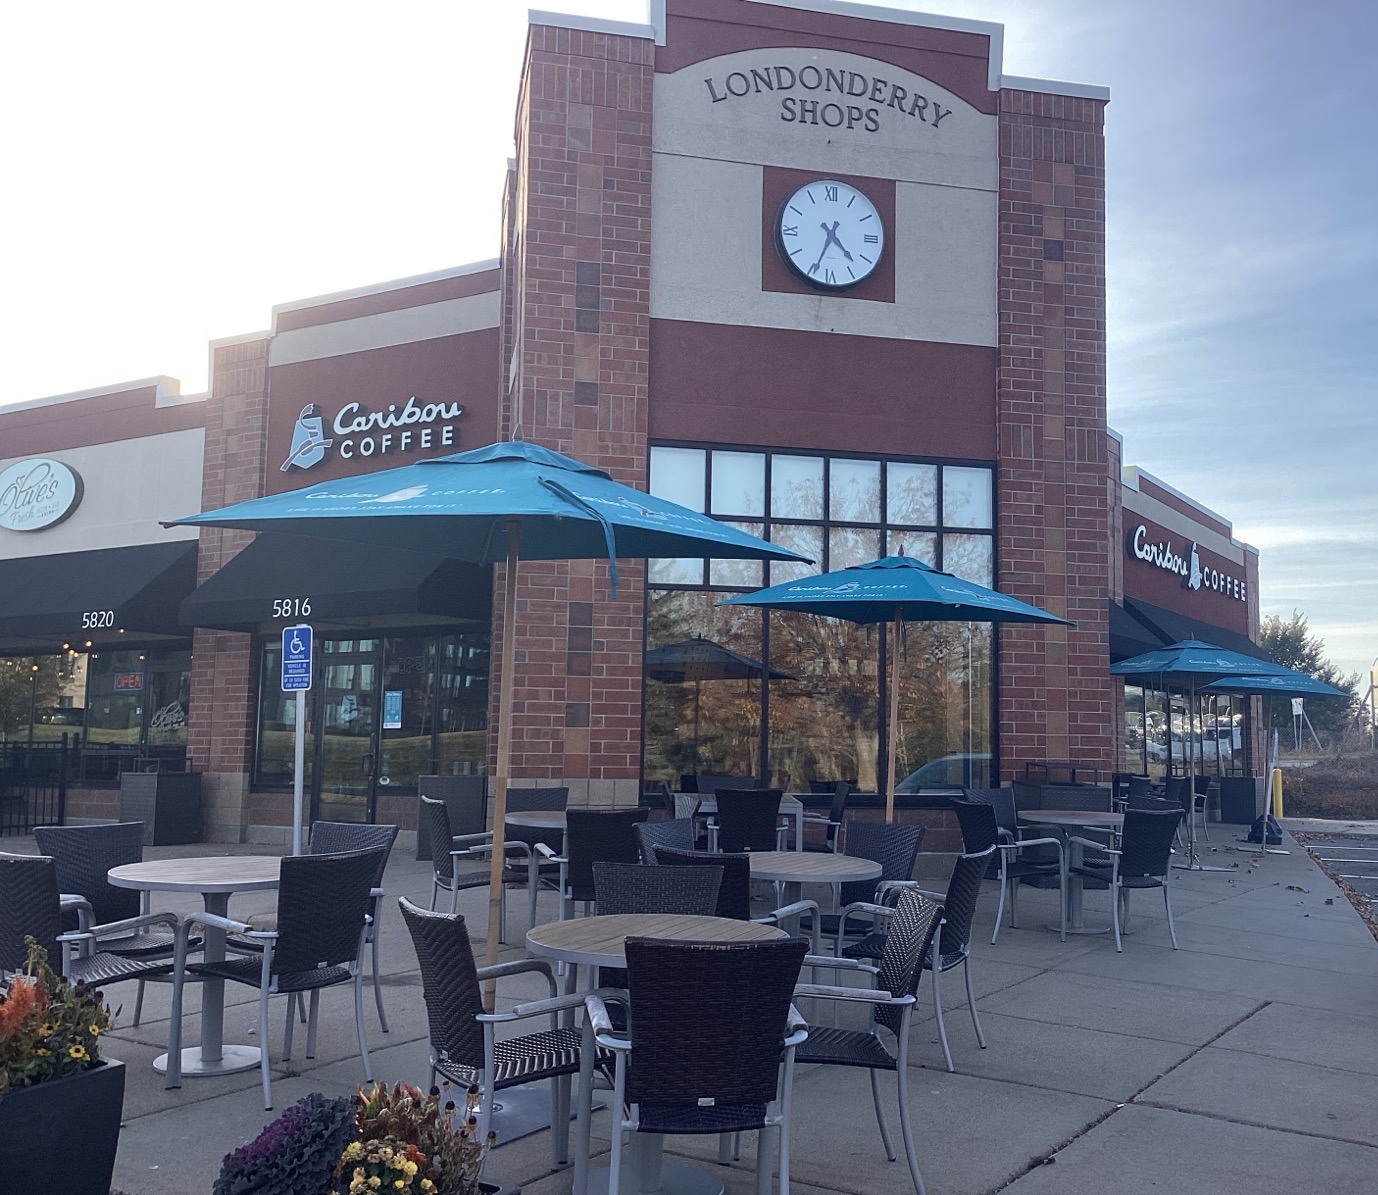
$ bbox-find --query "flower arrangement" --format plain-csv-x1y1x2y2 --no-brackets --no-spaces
211,1081,494,1195
0,937,113,1094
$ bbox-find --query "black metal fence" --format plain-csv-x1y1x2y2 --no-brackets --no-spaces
0,736,69,835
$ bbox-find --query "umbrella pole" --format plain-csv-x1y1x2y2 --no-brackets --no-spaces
483,520,521,1009
885,609,901,824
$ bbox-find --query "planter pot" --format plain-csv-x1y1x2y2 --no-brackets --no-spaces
0,1057,125,1193
481,1180,520,1195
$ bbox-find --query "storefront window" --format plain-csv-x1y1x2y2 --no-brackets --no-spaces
77,648,192,781
645,444,997,791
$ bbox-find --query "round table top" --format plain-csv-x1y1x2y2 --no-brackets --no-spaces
526,913,786,968
504,811,566,831
108,855,283,894
746,850,883,884
1019,809,1124,830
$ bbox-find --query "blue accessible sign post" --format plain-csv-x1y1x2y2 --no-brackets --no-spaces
281,626,313,854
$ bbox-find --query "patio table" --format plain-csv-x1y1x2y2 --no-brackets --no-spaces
108,855,281,1078
527,913,787,1195
1018,810,1123,933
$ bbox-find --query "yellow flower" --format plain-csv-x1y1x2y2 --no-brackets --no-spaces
393,1183,405,1191
68,1043,88,1061
36,1048,49,1057
37,1023,56,1037
369,1179,382,1191
402,1161,418,1177
88,1024,101,1036
420,1182,435,1193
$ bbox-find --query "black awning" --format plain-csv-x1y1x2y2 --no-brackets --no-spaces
1123,597,1275,663
0,539,197,652
180,534,491,631
1109,599,1166,663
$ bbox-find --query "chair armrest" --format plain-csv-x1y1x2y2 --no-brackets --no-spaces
477,957,558,1000
876,880,923,898
534,842,564,863
478,991,587,1023
802,955,879,974
183,910,257,937
91,911,181,939
795,982,909,1005
585,993,633,1051
1066,835,1119,856
786,1004,808,1037
800,813,834,825
756,898,819,924
906,887,946,903
1008,835,1063,850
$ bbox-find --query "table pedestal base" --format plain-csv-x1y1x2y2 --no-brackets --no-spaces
487,1084,605,1148
586,1159,724,1195
1048,922,1111,936
154,1044,261,1077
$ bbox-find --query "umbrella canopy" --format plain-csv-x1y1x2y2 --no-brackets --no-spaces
168,439,807,994
645,636,793,684
720,555,1070,820
1201,669,1349,699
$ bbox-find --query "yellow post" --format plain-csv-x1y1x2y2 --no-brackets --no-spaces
1270,767,1284,818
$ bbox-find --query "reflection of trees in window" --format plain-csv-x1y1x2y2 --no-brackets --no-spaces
893,623,991,786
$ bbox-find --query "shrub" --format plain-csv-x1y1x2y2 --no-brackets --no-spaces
212,1092,354,1195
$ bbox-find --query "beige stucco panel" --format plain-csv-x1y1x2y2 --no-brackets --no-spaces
0,428,204,559
650,153,996,346
1124,486,1248,566
654,48,998,192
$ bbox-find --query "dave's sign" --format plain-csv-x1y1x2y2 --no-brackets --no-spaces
0,458,84,532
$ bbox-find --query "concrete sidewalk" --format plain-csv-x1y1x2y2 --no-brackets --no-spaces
9,825,1375,1195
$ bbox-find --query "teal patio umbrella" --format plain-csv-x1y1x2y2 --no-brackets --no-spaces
168,439,807,986
1111,640,1289,868
720,554,1071,821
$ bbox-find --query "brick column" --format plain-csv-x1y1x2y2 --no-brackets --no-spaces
497,23,654,807
187,335,270,840
996,89,1114,780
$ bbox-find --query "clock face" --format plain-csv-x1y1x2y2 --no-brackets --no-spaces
775,179,884,291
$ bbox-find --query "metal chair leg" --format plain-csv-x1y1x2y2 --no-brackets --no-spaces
305,988,322,1058
991,857,1007,945
283,994,296,1060
259,988,273,1109
133,979,145,1027
371,905,389,1032
1164,880,1178,949
962,957,986,1049
868,1066,896,1160
931,964,954,1072
354,968,373,1082
895,1027,926,1195
1111,881,1123,952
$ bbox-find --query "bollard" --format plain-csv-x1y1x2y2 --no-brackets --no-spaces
1270,768,1284,818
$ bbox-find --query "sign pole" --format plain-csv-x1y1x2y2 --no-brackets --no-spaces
281,624,314,856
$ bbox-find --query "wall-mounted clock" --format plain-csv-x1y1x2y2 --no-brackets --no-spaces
775,178,884,291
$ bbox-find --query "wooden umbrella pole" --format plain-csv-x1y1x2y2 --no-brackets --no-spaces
482,521,521,1010
885,608,901,824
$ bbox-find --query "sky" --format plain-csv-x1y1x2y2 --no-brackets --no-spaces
2,0,1374,678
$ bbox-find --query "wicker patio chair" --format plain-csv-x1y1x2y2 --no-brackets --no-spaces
634,817,696,864
33,820,200,1025
421,796,528,943
0,851,184,1078
952,795,1066,943
1066,807,1183,951
536,808,649,921
802,781,852,853
795,889,944,1195
502,786,569,924
707,787,787,853
808,821,925,954
586,936,809,1195
400,897,585,1169
591,860,723,990
177,846,386,1108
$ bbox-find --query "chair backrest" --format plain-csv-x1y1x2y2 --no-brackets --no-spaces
874,889,943,1037
635,818,697,864
950,797,1001,855
623,936,807,1110
980,788,1020,836
398,897,484,1071
821,782,852,846
421,796,457,884
33,821,144,925
642,779,676,819
713,788,783,854
837,820,925,907
0,852,62,973
1193,775,1213,796
1164,777,1191,816
673,793,701,823
592,861,722,916
937,846,996,957
272,847,386,977
309,821,399,887
1127,793,1177,814
1127,775,1154,800
653,846,752,919
1118,809,1182,879
695,774,760,796
564,808,650,900
506,786,570,812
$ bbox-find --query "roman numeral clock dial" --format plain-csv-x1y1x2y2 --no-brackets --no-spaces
775,178,884,291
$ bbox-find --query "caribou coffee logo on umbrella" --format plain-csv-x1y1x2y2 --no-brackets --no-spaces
0,458,84,532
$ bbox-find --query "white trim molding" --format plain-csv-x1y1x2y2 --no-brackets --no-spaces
528,8,657,41
0,376,201,415
1000,74,1110,102
270,260,500,333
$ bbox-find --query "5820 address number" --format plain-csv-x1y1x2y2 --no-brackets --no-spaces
272,598,312,619
82,610,115,629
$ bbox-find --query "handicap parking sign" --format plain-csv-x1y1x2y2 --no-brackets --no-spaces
281,625,313,692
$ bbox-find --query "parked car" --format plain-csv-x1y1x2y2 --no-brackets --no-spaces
896,753,992,791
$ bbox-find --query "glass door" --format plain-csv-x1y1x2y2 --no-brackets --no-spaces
376,636,435,794
314,638,379,823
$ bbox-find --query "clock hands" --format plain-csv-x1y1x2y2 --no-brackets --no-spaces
810,221,854,275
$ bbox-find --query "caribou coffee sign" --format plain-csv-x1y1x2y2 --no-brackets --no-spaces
281,396,465,473
1129,525,1247,603
0,458,84,532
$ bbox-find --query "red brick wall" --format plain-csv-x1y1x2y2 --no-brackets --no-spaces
996,89,1114,780
497,24,655,801
187,337,270,836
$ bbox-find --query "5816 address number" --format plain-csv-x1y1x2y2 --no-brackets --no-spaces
272,598,312,619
